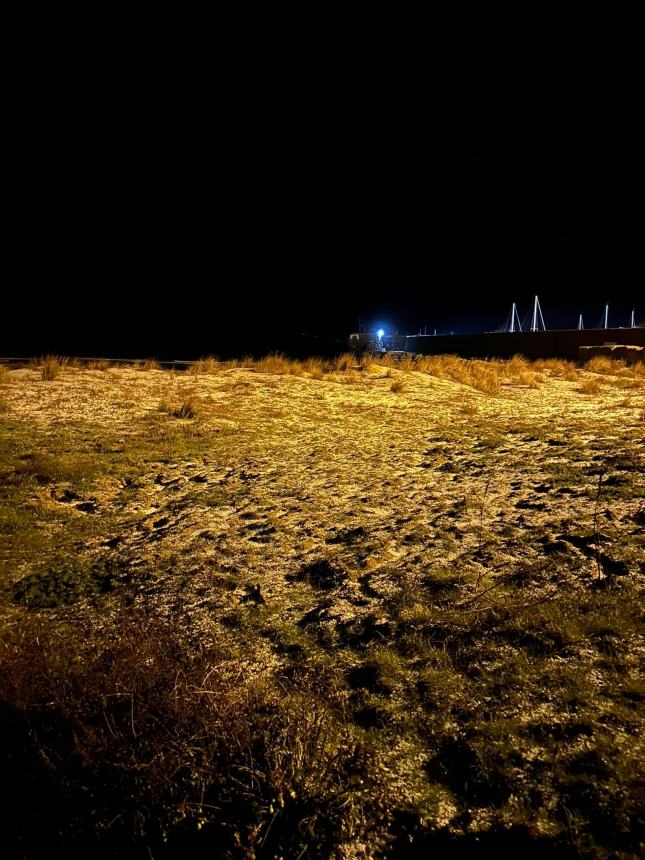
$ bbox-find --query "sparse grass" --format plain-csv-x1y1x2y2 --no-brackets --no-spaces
0,613,386,858
255,353,299,375
12,450,105,487
40,355,62,380
193,355,220,374
413,355,501,394
390,380,405,393
158,394,200,419
580,377,602,395
141,358,161,371
533,357,579,380
0,361,642,857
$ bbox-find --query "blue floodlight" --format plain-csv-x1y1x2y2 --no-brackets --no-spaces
377,329,385,338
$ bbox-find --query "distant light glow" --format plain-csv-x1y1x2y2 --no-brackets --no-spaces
377,329,385,338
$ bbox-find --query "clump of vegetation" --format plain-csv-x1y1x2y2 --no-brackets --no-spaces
13,451,104,486
302,357,326,379
0,613,387,858
334,353,356,372
12,560,116,608
533,357,579,380
584,355,626,376
141,358,161,371
390,380,405,394
255,353,301,375
518,370,541,389
158,394,201,419
193,356,221,374
411,355,501,394
40,355,63,380
580,377,602,395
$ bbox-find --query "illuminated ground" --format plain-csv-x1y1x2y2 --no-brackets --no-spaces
0,357,643,858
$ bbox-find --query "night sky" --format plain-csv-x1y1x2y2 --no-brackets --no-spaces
7,92,643,359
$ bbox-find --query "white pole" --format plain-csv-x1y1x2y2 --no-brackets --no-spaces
604,304,609,329
578,314,584,330
532,296,538,332
631,309,635,328
510,303,516,333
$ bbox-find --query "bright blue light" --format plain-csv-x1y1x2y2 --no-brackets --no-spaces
377,329,385,338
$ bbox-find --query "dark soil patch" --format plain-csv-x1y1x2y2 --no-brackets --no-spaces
425,736,511,807
338,615,396,647
346,662,392,695
352,704,393,729
290,559,348,590
326,526,367,545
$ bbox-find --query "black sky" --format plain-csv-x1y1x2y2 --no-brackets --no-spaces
7,79,643,359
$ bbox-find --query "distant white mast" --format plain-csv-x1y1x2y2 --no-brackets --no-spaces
530,295,546,332
630,308,636,328
578,314,584,330
510,302,522,333
604,304,609,329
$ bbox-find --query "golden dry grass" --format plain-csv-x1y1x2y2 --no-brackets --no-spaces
40,355,63,380
584,355,625,375
532,357,579,381
580,377,603,395
85,359,111,371
158,393,201,419
193,356,221,374
141,358,162,371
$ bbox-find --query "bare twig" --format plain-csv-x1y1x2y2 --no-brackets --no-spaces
593,472,604,581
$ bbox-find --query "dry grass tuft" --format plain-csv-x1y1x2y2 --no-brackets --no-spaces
0,613,385,858
334,353,356,372
41,355,62,380
518,370,541,389
532,358,579,381
158,394,201,419
584,356,625,376
579,377,602,395
254,353,302,376
413,355,500,394
86,359,111,371
390,380,405,394
142,359,161,371
302,357,326,379
193,356,220,374
507,353,529,372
